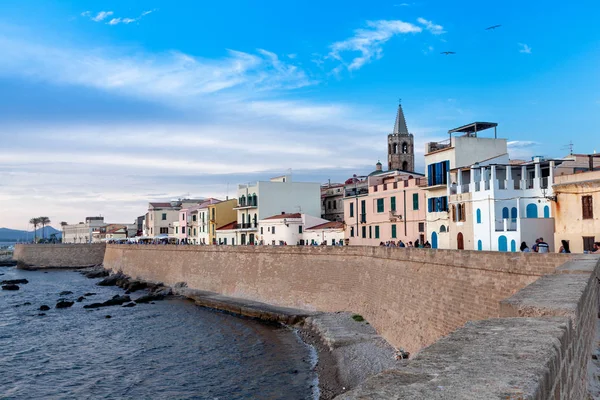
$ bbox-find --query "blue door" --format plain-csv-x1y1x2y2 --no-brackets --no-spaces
526,204,538,218
477,240,482,251
510,240,516,252
431,232,438,249
498,236,508,252
543,205,550,218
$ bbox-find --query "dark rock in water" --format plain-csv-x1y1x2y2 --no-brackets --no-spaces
38,313,46,316
135,294,165,304
152,286,173,296
76,296,85,302
0,260,17,267
125,290,131,294
97,273,126,287
82,268,109,279
39,305,50,311
2,284,19,290
83,295,131,309
56,300,74,309
23,302,31,306
59,291,73,296
1,279,28,285
105,315,112,319
122,302,136,308
44,272,48,274
127,281,148,293
84,292,96,297
174,281,188,289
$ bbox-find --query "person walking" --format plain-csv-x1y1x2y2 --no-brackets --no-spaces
537,237,549,253
558,240,571,254
520,242,530,252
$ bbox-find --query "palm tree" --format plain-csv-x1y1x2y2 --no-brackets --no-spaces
29,217,40,243
38,217,51,240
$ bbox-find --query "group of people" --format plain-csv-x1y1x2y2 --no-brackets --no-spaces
520,238,600,254
379,239,431,248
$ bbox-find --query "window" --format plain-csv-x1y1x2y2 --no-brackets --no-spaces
160,227,168,234
402,142,408,153
193,228,196,236
212,209,215,220
427,160,450,186
377,199,384,213
360,200,367,223
223,238,227,245
391,196,396,212
375,226,380,239
192,215,197,222
182,227,186,234
383,184,387,191
272,226,276,234
476,209,482,224
413,193,419,210
298,226,303,234
418,222,425,232
369,226,372,239
427,196,448,212
175,227,178,234
212,226,215,235
362,226,366,238
333,201,337,209
350,227,354,237
374,185,378,192
350,203,354,217
393,182,398,189
328,201,332,209
583,196,593,219
162,213,167,220
460,204,466,222
182,214,185,221
391,224,397,238
260,227,263,234
583,237,595,252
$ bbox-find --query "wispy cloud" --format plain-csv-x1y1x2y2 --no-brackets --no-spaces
422,45,434,55
394,3,412,6
329,20,421,71
518,43,532,54
417,17,445,35
91,11,113,22
508,140,538,148
83,9,154,25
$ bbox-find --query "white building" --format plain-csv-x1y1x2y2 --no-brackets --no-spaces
258,213,329,245
62,217,106,243
143,199,204,237
303,221,345,245
232,175,321,245
448,157,560,252
424,122,508,249
215,221,238,245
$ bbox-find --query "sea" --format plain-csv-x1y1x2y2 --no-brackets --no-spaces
0,267,318,399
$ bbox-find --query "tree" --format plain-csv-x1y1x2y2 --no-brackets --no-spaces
38,217,51,240
29,217,40,243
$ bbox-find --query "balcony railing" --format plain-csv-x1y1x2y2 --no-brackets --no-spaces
235,222,257,229
541,177,549,189
498,180,507,190
345,188,369,197
450,186,458,195
460,184,470,193
514,180,521,190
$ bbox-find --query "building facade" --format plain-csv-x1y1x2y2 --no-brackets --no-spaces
303,221,345,245
321,182,345,222
344,170,427,246
144,199,204,237
207,199,237,244
552,170,600,253
388,102,415,172
424,122,507,249
447,157,559,252
232,175,321,245
257,213,331,245
62,217,106,243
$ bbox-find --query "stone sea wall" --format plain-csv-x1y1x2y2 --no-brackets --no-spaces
13,244,106,268
103,244,572,353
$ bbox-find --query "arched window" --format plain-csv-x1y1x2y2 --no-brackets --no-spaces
477,240,482,251
402,142,408,154
393,143,398,154
253,213,257,224
388,144,392,154
457,232,464,250
431,232,438,249
543,205,550,218
502,207,509,219
526,204,538,218
242,214,246,223
402,161,408,171
440,225,446,233
476,209,482,224
511,207,517,222
498,235,508,252
460,204,466,222
240,195,246,206
252,193,257,206
510,240,516,252
451,205,456,221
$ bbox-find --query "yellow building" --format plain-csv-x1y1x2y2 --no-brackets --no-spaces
207,199,237,244
552,170,600,253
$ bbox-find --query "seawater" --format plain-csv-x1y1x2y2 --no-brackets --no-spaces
0,267,318,399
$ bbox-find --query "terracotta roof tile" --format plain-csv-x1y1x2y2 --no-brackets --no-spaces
216,221,237,230
263,213,302,220
306,221,344,230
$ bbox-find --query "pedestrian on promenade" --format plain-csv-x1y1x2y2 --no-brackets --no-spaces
537,237,549,253
591,242,600,253
408,241,413,247
520,242,530,252
532,238,540,252
398,240,405,248
558,240,571,254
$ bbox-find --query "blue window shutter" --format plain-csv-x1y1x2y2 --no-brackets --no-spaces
428,164,433,186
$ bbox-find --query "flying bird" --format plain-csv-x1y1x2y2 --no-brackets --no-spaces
440,51,456,55
485,24,502,30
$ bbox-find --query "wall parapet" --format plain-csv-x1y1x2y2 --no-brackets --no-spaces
13,243,106,269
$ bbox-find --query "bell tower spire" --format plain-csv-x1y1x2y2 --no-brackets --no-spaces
387,100,414,172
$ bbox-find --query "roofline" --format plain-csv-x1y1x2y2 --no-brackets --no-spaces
448,122,498,134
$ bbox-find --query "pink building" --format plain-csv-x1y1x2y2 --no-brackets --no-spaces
344,170,427,246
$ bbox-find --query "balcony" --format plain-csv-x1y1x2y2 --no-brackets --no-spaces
345,188,369,197
234,199,258,210
235,222,258,230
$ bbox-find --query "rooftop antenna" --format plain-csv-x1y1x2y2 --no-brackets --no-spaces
561,141,574,155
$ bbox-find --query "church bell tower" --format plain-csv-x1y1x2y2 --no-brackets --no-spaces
387,101,414,172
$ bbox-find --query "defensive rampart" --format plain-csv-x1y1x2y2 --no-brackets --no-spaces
103,245,572,353
13,243,106,268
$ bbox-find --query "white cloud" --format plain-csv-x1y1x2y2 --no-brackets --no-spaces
81,11,91,17
518,43,532,54
329,20,422,71
91,11,113,22
422,45,434,55
417,17,445,35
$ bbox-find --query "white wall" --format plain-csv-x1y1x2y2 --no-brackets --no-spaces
216,230,237,245
303,229,345,245
258,218,303,245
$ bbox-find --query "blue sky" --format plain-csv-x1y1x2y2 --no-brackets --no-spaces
0,0,599,229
